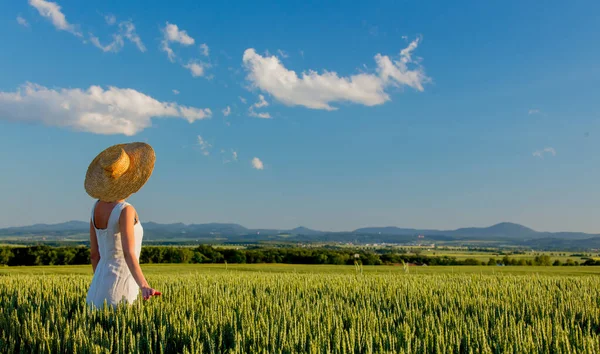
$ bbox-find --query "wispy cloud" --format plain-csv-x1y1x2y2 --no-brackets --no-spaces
197,135,212,156
184,61,209,78
89,33,124,53
528,109,541,115
17,16,30,27
172,89,180,95
249,110,272,119
161,22,195,62
222,106,231,116
223,149,238,164
532,147,556,158
29,2,144,53
252,94,269,109
252,157,264,170
248,95,271,118
29,0,81,37
199,43,209,57
88,19,145,53
104,14,116,26
119,21,146,52
368,25,379,37
277,49,289,58
164,22,195,44
0,83,211,136
242,37,428,110
239,96,247,104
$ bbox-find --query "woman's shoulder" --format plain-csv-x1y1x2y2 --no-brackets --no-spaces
119,202,139,223
120,202,136,214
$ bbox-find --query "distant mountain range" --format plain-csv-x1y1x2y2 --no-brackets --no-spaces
1,221,600,250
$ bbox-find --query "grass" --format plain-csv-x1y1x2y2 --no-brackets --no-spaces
3,267,600,352
2,263,600,276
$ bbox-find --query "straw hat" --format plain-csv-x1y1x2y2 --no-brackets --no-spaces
85,142,155,202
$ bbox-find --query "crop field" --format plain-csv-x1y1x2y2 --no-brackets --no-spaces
1,265,600,353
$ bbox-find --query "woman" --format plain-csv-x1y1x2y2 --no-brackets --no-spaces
84,142,161,308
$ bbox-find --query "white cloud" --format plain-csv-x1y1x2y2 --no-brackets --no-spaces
248,110,272,119
119,21,146,52
197,135,212,156
29,0,81,37
528,109,541,115
184,61,209,77
242,38,428,110
199,43,209,57
252,94,269,109
178,106,211,122
222,106,231,116
105,14,116,25
29,2,144,53
248,95,271,118
376,39,427,90
164,22,195,45
89,33,124,53
17,16,30,27
399,38,419,61
239,96,247,104
277,49,289,58
533,147,556,158
89,21,145,54
172,89,180,95
0,83,211,136
161,22,195,62
252,157,264,170
224,149,238,164
161,42,175,62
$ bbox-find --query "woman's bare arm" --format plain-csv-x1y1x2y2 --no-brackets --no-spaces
119,206,160,299
89,221,100,273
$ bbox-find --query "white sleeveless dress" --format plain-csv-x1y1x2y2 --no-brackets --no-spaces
86,201,144,308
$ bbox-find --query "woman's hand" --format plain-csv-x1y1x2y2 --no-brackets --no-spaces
141,286,162,300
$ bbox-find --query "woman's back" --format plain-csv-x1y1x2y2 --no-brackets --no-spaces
86,201,144,308
92,201,142,261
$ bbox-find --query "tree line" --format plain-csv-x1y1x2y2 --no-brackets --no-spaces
0,245,597,266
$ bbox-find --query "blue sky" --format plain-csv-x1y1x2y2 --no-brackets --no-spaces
0,0,599,232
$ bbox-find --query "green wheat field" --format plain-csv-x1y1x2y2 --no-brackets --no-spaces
2,265,600,353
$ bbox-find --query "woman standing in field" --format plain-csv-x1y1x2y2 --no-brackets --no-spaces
84,142,161,308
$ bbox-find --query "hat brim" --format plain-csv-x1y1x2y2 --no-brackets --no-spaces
84,142,155,202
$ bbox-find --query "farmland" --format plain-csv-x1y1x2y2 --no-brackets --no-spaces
1,264,600,353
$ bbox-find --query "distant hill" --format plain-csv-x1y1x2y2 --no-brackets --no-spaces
353,227,437,236
289,227,324,236
0,221,89,236
1,221,599,250
352,222,597,241
446,222,540,240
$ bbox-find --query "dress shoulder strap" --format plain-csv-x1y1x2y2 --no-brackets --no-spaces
90,200,99,225
107,202,131,232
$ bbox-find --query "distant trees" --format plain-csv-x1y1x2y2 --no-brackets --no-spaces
0,245,90,266
534,255,552,266
0,245,595,267
497,254,581,266
463,258,481,266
